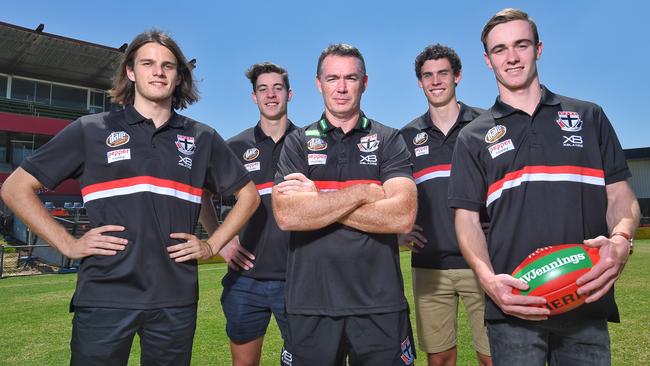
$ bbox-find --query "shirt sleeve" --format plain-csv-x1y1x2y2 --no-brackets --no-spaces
20,119,85,189
204,129,251,196
595,106,631,185
274,129,308,184
379,129,413,183
448,132,487,212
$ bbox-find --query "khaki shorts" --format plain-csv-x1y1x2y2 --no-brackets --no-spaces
412,268,490,356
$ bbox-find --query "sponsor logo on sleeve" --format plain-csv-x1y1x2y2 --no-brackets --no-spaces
178,155,193,169
307,153,327,165
487,138,515,159
243,147,260,161
563,135,584,147
244,161,261,172
107,148,131,164
412,132,428,146
175,135,196,155
556,111,583,132
359,154,378,165
358,133,380,152
106,131,130,147
485,125,507,144
414,146,429,157
307,138,327,151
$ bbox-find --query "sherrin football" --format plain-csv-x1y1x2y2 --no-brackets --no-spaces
511,244,600,315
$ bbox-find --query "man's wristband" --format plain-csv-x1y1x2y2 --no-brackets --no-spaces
610,231,633,255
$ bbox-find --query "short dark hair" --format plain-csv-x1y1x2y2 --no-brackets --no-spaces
481,8,539,52
109,30,199,110
316,43,366,77
414,44,462,79
245,62,290,91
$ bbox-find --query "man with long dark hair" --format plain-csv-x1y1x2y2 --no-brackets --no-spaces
0,30,259,365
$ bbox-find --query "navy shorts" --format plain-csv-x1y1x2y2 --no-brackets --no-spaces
220,272,288,343
487,317,611,366
280,310,416,366
70,305,197,366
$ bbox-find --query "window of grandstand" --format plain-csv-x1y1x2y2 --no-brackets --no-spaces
0,75,7,98
51,84,87,110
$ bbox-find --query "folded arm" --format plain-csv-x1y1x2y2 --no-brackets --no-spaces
338,176,416,234
272,173,384,231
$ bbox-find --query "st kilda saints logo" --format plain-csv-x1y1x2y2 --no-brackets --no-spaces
556,111,583,132
175,135,196,155
358,133,380,153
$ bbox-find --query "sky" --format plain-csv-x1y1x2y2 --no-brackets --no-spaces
3,0,649,148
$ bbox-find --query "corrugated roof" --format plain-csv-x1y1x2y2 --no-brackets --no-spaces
0,21,125,90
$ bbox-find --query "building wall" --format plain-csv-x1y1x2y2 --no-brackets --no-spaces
628,159,650,199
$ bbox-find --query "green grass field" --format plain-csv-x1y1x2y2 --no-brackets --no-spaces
1,241,648,365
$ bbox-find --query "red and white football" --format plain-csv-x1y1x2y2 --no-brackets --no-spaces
511,244,600,315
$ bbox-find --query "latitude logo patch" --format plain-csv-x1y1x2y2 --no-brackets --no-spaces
307,138,327,151
485,125,507,144
358,133,380,153
413,132,428,145
556,111,583,132
106,131,130,147
175,135,196,155
243,148,260,161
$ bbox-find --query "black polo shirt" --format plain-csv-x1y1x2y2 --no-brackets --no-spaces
275,113,413,316
226,121,296,281
400,102,484,269
449,86,630,321
21,105,250,310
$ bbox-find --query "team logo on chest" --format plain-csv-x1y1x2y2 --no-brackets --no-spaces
175,135,196,155
106,131,130,147
358,133,380,153
307,138,327,151
412,132,428,146
243,147,260,161
485,125,507,143
556,111,583,132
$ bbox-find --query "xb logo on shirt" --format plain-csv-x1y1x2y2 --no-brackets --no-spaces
563,135,584,147
178,155,193,169
360,154,377,165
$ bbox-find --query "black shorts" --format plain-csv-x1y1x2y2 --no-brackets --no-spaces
70,305,197,366
280,310,416,366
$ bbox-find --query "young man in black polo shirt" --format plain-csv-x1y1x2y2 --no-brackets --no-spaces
0,30,259,366
272,44,417,366
214,62,296,365
449,8,640,366
399,44,492,366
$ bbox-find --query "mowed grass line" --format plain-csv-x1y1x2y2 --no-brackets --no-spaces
0,242,647,365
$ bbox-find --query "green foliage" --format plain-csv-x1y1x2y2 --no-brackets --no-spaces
2,246,16,253
0,243,648,365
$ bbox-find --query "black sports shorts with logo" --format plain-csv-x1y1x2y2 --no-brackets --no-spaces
280,310,416,366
